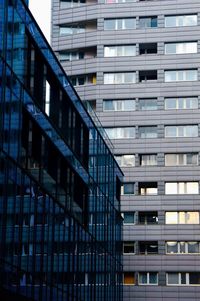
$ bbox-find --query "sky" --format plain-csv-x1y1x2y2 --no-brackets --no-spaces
29,0,51,42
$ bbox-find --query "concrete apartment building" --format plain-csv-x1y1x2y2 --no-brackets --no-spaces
52,0,200,300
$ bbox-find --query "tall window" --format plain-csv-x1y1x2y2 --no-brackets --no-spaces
165,153,198,166
115,155,135,167
165,212,199,224
104,18,136,30
103,99,136,111
164,70,198,82
165,125,198,138
166,272,200,286
165,42,197,54
139,126,158,138
165,97,198,110
104,73,136,84
166,241,200,254
165,182,199,194
105,127,135,139
138,272,158,285
165,15,198,27
104,45,136,57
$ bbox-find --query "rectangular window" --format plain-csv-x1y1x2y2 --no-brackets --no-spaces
165,153,198,166
139,126,158,138
123,212,135,224
165,182,199,194
103,99,136,111
60,25,85,35
123,242,135,254
139,241,158,255
165,212,199,224
139,43,157,55
138,272,158,285
165,15,198,28
164,70,198,82
140,154,157,166
165,42,197,54
165,97,198,110
105,127,135,139
167,272,200,286
104,72,136,84
104,18,136,30
123,273,135,285
139,17,157,28
166,241,200,254
138,212,158,224
115,155,135,167
138,182,158,195
139,70,157,82
139,98,157,110
165,125,198,138
121,183,135,195
104,45,136,57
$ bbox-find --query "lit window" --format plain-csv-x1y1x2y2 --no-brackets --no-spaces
123,212,135,224
139,98,157,110
123,273,135,285
164,70,198,82
165,15,197,28
165,97,198,110
115,155,135,167
104,45,136,57
165,125,198,138
105,127,135,139
165,42,197,54
104,72,136,84
165,182,199,194
139,126,158,138
121,183,135,195
165,212,199,224
104,18,136,30
166,272,200,286
165,153,198,166
138,272,158,285
166,241,200,254
139,182,158,195
103,99,136,111
123,242,135,254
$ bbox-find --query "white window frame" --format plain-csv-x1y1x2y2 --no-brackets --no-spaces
104,18,136,30
165,42,197,54
104,72,136,84
165,125,198,138
165,15,198,28
104,45,136,57
166,241,200,254
164,97,198,110
105,127,136,139
165,211,199,224
165,153,198,166
115,154,135,167
164,70,198,82
138,272,158,285
103,99,136,111
165,182,199,194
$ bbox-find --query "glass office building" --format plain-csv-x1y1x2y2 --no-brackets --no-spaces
0,1,123,300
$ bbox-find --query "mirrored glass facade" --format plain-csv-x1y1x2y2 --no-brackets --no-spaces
0,1,123,300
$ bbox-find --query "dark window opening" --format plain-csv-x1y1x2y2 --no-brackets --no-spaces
138,211,158,224
138,182,158,195
139,241,158,254
139,43,157,55
139,70,157,82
